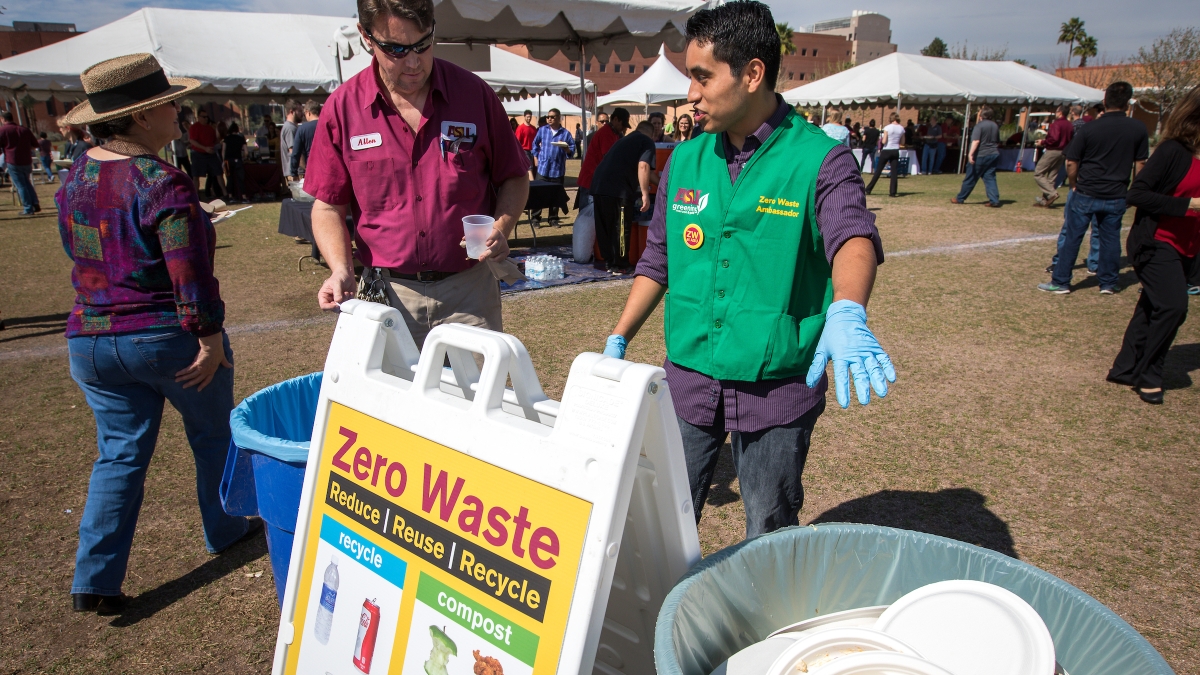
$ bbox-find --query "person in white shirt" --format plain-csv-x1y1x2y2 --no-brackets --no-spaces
820,116,851,147
866,112,906,197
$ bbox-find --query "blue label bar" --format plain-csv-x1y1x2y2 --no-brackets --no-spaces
319,514,408,589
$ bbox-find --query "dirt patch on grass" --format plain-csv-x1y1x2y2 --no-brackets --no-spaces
2,172,1197,673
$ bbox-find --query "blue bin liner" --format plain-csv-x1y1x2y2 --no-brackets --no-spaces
655,524,1173,675
220,372,323,603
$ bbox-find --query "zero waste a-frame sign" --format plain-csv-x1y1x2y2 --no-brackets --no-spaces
285,402,590,675
273,301,700,675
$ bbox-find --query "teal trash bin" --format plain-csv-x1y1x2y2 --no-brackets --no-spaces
220,372,322,605
655,524,1173,675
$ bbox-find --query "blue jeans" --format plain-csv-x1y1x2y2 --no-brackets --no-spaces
955,154,999,204
860,146,876,173
934,142,947,174
1051,190,1099,273
6,163,39,213
69,328,248,595
921,143,938,175
1052,191,1126,290
679,400,825,539
40,153,54,180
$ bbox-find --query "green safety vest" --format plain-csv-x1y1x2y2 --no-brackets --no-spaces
664,109,837,381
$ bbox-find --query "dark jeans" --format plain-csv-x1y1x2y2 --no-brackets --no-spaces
531,173,565,222
955,154,1000,205
6,164,39,213
1050,189,1099,273
865,149,900,196
68,329,248,594
226,158,245,199
592,193,635,269
933,142,947,174
1052,191,1126,290
679,400,825,539
859,146,876,173
1109,242,1192,389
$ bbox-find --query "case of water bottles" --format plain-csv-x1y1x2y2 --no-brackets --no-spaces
525,254,565,282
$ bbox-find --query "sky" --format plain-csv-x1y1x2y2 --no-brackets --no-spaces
4,0,1194,71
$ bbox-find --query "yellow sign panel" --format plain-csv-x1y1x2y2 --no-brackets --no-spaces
285,402,592,675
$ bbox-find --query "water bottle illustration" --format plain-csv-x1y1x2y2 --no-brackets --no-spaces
314,555,339,644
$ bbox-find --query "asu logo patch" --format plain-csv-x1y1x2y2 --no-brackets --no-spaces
671,188,708,215
683,224,704,250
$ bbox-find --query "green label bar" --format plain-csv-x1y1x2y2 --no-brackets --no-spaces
416,572,540,667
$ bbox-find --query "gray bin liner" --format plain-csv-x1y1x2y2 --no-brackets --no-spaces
655,524,1173,675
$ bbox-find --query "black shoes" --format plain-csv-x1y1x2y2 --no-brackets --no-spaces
1136,389,1164,405
73,593,130,614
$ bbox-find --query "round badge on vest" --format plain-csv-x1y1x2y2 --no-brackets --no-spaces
683,224,704,250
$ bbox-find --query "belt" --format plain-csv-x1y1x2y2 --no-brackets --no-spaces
386,269,461,282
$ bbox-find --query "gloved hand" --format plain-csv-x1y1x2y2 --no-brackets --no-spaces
805,299,896,408
603,334,628,359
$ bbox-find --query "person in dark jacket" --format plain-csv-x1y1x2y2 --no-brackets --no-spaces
1107,86,1200,404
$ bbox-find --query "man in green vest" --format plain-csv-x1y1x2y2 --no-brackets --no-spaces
602,0,895,538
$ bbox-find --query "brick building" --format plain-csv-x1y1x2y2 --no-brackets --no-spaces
808,11,897,65
0,22,83,137
501,30,852,96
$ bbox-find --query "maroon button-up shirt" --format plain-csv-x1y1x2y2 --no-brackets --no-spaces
303,58,529,273
636,97,884,433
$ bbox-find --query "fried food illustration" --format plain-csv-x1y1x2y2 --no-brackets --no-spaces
472,649,503,675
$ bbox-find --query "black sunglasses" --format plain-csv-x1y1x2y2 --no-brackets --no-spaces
363,23,436,58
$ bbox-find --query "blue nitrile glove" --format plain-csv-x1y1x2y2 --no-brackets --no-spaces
805,299,896,408
604,334,628,359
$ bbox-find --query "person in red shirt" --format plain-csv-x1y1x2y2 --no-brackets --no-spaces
0,111,41,214
1108,88,1200,404
305,0,529,346
577,107,631,200
1033,105,1074,207
187,109,226,197
514,109,537,172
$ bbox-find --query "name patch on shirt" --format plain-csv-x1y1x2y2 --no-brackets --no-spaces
350,133,383,150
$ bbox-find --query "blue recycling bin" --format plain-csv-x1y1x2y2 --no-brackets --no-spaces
220,372,323,604
655,524,1173,675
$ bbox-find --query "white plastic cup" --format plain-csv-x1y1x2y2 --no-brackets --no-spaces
463,215,495,259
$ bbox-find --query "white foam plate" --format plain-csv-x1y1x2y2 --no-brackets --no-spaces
710,635,800,675
803,651,957,675
875,580,1056,675
766,627,921,675
767,606,890,639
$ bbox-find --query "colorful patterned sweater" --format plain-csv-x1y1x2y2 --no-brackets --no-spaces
56,154,225,337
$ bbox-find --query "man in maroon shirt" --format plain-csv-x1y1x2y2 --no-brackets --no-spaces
188,109,226,197
1033,105,1074,207
577,107,630,200
0,111,41,214
306,0,529,346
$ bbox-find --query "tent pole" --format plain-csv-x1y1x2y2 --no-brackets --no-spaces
578,41,588,156
1015,100,1030,173
958,102,971,174
820,106,826,125
13,96,24,127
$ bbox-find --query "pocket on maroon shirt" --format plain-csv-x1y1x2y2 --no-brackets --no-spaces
348,157,397,212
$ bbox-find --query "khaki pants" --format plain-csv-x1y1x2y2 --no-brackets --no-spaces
382,262,502,348
1034,149,1064,200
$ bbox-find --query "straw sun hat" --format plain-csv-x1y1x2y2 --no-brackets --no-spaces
60,53,201,126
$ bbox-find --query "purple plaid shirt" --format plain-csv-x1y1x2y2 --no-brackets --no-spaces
636,96,883,432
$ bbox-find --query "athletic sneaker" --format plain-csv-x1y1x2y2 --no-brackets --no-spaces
1086,269,1097,276
1038,282,1071,294
1188,285,1199,296
1099,287,1118,295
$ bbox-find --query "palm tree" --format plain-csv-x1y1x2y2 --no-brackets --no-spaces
1058,18,1086,67
1073,35,1098,67
776,22,797,83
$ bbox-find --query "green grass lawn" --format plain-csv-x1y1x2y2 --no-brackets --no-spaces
1,170,1197,673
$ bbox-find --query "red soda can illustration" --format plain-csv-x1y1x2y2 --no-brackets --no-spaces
352,598,381,673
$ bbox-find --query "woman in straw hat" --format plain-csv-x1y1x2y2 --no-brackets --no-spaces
57,53,260,614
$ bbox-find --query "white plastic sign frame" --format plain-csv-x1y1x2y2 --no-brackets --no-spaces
272,300,700,675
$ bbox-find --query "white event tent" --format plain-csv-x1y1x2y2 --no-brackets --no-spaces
781,53,1103,108
597,46,691,112
782,52,1104,172
503,94,582,117
0,8,597,109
